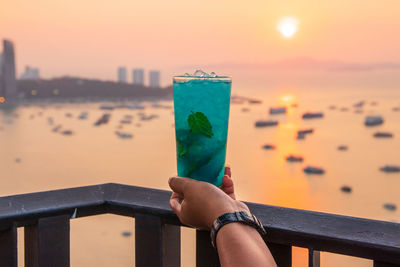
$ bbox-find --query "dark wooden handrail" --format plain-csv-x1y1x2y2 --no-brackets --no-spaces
0,183,399,266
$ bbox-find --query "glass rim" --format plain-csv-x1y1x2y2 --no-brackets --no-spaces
173,75,231,82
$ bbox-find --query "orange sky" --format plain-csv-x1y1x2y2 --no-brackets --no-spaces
1,0,400,85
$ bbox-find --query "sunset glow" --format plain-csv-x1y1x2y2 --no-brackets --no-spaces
277,17,299,38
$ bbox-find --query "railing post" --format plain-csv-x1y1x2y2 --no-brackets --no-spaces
196,230,220,267
267,242,292,267
135,214,181,267
25,215,70,267
374,261,400,267
0,226,17,267
308,249,320,267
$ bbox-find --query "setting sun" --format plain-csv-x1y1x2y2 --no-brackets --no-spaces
277,17,299,39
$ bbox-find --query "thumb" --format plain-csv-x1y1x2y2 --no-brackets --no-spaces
168,176,191,195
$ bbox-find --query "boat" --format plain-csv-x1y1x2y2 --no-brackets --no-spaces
353,101,365,108
78,112,88,120
122,231,132,237
380,165,400,173
303,166,325,175
65,113,73,118
365,116,384,126
248,99,262,104
231,96,245,105
328,105,337,110
285,155,304,162
61,130,73,135
125,104,145,110
94,114,111,126
99,104,115,110
302,112,324,119
297,129,314,135
120,119,132,124
340,107,349,112
269,107,287,115
241,108,250,112
255,120,279,127
262,144,276,150
115,131,133,139
140,114,158,121
296,134,306,140
383,203,396,211
338,145,348,151
152,103,172,109
52,125,62,132
297,129,314,140
392,107,400,112
341,185,352,193
373,132,393,138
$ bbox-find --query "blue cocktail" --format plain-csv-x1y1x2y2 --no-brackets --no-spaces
173,70,231,186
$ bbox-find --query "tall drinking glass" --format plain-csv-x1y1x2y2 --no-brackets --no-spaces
173,74,231,186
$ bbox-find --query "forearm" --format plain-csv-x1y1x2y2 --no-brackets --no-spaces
216,223,276,267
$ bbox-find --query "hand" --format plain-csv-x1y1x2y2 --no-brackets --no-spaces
168,166,248,229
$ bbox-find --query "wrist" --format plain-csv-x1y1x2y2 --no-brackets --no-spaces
208,200,249,228
210,210,267,249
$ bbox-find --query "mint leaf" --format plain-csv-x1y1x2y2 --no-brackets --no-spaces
187,112,213,138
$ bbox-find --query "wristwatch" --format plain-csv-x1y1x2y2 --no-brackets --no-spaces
210,211,267,249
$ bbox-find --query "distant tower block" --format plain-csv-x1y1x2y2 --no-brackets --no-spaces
133,68,144,85
149,70,160,88
20,66,40,80
1,40,17,101
117,67,127,83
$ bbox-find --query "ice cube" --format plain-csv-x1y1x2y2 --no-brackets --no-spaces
189,69,217,77
193,69,206,77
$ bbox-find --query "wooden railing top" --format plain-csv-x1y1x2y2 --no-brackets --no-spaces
0,183,399,264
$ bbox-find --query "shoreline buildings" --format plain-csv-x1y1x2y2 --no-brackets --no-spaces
117,67,127,83
20,66,40,80
149,70,160,88
132,68,144,85
118,67,161,88
0,39,17,102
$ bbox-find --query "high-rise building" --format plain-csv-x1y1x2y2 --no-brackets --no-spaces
117,67,127,83
20,66,40,80
0,40,17,101
149,70,160,88
132,68,144,85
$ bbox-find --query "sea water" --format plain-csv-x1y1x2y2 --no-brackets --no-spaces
173,74,231,186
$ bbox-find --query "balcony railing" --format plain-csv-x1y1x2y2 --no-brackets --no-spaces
0,183,399,267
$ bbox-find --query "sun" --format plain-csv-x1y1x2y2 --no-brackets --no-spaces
277,17,299,39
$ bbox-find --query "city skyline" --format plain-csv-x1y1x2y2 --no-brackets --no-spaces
2,0,400,86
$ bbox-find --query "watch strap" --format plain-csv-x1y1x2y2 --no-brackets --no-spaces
210,211,266,249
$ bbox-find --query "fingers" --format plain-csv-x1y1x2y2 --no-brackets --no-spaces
168,176,193,195
222,174,236,200
170,197,182,216
224,165,231,178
